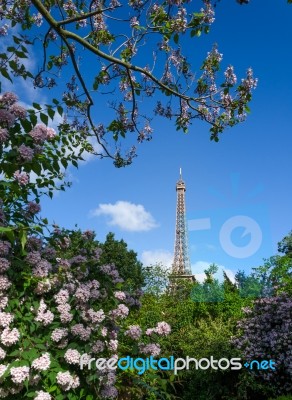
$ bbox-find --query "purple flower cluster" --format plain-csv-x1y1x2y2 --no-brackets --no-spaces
141,343,161,356
0,227,172,399
0,128,8,143
233,292,292,394
125,325,142,340
145,321,171,336
0,92,26,129
0,24,9,36
29,124,56,144
13,171,30,186
18,144,34,162
26,202,41,215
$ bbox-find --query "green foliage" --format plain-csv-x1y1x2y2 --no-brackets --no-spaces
0,0,258,166
97,232,144,290
269,397,292,400
278,230,292,257
142,263,170,296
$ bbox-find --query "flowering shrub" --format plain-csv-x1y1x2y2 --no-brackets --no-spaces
0,91,93,232
0,228,172,399
233,293,292,397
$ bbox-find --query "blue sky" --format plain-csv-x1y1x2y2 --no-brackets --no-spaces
3,0,292,282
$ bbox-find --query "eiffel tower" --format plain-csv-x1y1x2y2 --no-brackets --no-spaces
170,169,195,283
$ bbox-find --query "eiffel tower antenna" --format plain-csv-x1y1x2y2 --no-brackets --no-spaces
171,170,194,281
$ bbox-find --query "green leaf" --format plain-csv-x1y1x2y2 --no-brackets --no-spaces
19,229,27,251
0,227,15,243
0,68,12,82
47,107,55,120
173,33,179,44
33,102,42,110
40,113,48,125
61,158,68,168
57,106,63,116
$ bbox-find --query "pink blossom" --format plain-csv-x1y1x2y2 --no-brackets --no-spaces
0,275,11,291
0,24,9,36
46,127,56,139
88,308,105,323
56,371,80,391
0,326,19,346
26,251,42,265
74,283,91,303
0,242,10,256
141,343,161,356
29,124,48,144
0,92,18,106
0,128,8,143
0,296,8,310
155,321,171,336
92,340,105,353
101,327,108,337
64,349,81,364
10,103,27,119
0,258,10,273
51,328,68,342
71,324,91,341
13,170,30,185
0,347,6,360
110,304,129,319
10,365,30,383
125,325,142,340
145,328,156,336
0,363,8,378
0,109,15,127
114,291,126,300
32,260,52,278
35,299,54,326
101,385,118,398
35,279,52,294
54,289,70,304
34,391,52,400
32,353,51,371
26,202,41,215
108,339,118,351
32,12,43,27
0,311,14,327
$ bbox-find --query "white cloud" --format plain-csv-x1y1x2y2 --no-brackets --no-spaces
191,261,236,283
223,268,236,284
92,201,158,232
141,250,173,269
193,273,207,283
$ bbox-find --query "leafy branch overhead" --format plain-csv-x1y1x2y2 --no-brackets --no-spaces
1,0,257,166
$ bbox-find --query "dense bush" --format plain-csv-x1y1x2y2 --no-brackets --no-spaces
0,228,172,399
233,292,292,398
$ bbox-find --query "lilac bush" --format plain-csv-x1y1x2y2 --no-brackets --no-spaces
0,227,172,399
0,90,94,232
233,293,292,396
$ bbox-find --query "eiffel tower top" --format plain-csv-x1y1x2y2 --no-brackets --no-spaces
176,167,186,190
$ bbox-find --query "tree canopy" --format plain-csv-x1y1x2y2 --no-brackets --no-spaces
1,0,257,166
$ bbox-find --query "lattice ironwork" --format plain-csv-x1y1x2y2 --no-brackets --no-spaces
171,169,192,275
